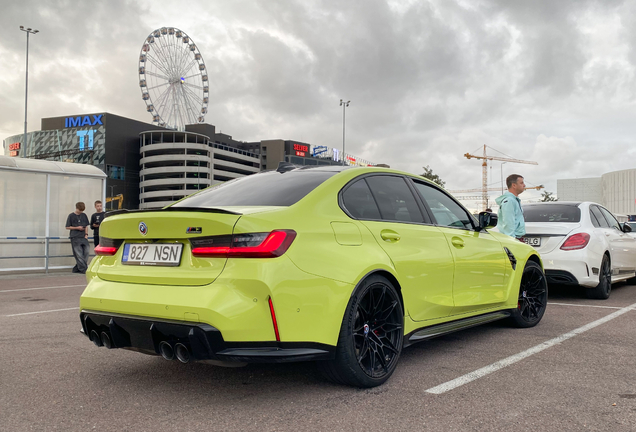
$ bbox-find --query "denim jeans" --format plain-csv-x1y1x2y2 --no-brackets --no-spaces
71,237,90,273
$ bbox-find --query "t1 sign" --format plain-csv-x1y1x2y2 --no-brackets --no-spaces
77,130,96,150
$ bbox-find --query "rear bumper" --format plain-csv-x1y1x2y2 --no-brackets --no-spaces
539,249,601,288
80,310,334,363
81,256,353,346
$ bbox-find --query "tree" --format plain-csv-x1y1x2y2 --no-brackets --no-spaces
421,165,446,188
540,191,558,202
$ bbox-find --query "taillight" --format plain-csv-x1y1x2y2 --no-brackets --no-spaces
94,238,123,256
191,230,297,258
560,233,590,251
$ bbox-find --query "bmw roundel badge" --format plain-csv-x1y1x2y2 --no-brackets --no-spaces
139,221,148,236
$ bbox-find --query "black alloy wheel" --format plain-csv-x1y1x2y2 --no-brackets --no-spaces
509,261,548,328
352,282,403,379
587,255,612,300
319,275,404,387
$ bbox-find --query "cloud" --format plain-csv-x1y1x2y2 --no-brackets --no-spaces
1,0,636,207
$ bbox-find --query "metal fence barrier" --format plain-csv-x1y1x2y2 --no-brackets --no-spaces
0,236,96,274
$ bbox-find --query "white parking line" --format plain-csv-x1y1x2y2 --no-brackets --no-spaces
5,307,79,317
0,284,86,293
425,301,636,395
548,302,623,310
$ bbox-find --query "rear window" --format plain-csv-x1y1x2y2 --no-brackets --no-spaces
522,205,581,223
173,170,337,207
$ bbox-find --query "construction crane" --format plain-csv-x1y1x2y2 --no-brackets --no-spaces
453,195,486,201
449,185,544,194
106,194,124,210
464,145,538,211
453,186,545,208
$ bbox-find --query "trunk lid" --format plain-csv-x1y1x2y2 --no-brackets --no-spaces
524,222,580,254
96,209,242,286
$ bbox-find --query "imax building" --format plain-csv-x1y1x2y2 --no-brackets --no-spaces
4,113,374,210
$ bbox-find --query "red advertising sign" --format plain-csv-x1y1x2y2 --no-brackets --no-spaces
293,144,308,153
9,142,20,157
295,151,306,157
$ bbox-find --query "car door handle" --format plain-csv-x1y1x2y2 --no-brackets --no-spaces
451,237,464,248
380,230,400,242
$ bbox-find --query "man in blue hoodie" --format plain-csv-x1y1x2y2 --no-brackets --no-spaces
495,174,526,240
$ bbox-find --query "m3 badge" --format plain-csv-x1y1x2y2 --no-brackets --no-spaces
186,227,202,234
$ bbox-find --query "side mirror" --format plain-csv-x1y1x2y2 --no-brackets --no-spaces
622,222,632,233
478,211,498,231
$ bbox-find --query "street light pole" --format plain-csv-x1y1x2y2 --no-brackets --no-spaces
339,99,350,166
109,185,116,210
20,26,39,156
500,162,507,196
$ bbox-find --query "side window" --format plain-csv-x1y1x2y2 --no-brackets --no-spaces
590,206,610,228
412,181,474,230
599,207,621,230
590,206,609,228
341,179,381,220
365,176,424,223
589,209,601,228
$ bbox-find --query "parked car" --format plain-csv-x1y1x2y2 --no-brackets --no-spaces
522,202,636,299
80,166,546,387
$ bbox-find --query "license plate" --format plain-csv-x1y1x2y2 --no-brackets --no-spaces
522,237,541,246
122,243,183,266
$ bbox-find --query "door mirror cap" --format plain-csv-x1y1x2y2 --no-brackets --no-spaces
478,211,498,230
622,222,632,233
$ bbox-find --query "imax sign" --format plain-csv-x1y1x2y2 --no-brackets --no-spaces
65,114,103,128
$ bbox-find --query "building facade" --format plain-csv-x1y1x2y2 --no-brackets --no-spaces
556,178,603,204
253,139,375,171
557,169,636,217
4,113,162,210
4,112,377,211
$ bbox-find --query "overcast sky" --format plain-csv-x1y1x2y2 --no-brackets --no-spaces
2,0,636,206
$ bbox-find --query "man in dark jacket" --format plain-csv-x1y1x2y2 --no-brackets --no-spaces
90,200,105,247
66,202,90,274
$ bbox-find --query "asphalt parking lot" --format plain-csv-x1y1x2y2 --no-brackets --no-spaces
1,274,635,432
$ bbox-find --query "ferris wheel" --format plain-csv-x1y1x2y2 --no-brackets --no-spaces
138,27,209,130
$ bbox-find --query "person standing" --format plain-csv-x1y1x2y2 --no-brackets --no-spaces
90,200,105,246
66,202,90,274
495,174,526,240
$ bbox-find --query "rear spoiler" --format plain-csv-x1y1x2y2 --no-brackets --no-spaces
105,207,242,219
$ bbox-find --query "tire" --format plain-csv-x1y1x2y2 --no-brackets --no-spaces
318,275,404,388
508,261,548,328
587,255,612,300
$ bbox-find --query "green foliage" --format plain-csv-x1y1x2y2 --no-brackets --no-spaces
540,191,558,202
421,165,446,188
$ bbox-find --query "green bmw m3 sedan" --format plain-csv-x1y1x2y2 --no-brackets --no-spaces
80,165,547,387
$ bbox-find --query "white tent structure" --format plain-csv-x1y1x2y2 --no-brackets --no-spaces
0,155,106,273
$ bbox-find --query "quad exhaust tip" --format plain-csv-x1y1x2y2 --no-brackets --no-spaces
159,341,175,361
175,343,190,364
90,330,102,347
100,332,113,349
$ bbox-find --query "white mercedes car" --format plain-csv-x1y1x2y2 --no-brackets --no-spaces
522,202,636,299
